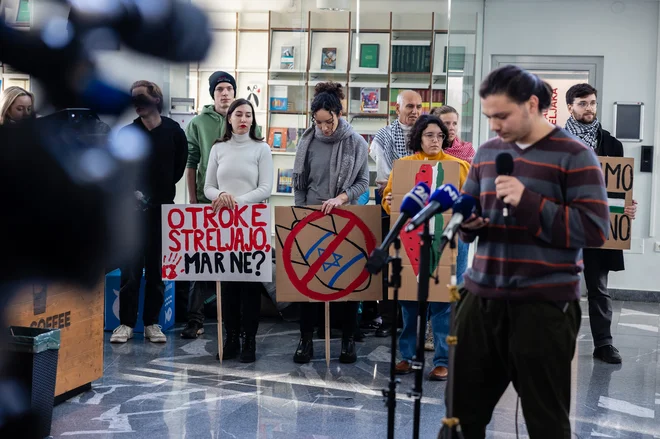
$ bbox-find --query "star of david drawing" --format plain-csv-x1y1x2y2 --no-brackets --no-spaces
317,248,343,271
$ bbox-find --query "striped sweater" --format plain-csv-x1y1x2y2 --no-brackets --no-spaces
460,127,609,301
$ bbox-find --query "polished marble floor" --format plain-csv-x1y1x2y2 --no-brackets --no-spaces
51,298,660,438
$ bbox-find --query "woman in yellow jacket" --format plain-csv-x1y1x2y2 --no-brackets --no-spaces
381,114,469,381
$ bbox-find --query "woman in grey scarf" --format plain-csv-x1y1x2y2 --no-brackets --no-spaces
292,82,369,365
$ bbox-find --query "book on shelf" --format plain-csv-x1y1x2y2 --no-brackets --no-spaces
359,43,379,68
286,127,305,151
268,127,288,150
360,88,380,113
280,46,295,70
391,45,431,73
276,168,294,193
389,88,434,116
321,47,337,70
443,46,466,73
360,133,375,146
269,97,289,111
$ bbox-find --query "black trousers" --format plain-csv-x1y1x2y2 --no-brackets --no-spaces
451,291,581,439
119,207,165,328
187,281,214,324
221,281,262,336
300,302,359,337
583,253,612,348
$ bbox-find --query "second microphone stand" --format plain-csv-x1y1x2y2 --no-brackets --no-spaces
382,237,403,439
410,219,435,439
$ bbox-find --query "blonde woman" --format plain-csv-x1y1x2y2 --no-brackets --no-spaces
0,86,34,125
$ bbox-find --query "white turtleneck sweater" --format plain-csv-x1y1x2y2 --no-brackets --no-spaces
204,132,273,204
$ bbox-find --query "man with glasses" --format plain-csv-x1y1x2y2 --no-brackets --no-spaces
366,90,424,339
564,83,637,364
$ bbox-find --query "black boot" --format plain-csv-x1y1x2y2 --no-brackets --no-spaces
218,331,240,361
339,336,357,364
293,332,314,364
240,334,256,363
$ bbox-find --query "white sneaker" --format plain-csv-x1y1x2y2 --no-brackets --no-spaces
110,325,134,343
145,325,167,343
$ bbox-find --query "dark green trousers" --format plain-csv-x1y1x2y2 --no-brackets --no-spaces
449,291,581,439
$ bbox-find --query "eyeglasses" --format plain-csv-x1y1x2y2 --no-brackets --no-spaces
574,101,597,109
423,133,446,141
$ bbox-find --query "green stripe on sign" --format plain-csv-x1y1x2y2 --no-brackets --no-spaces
607,192,626,214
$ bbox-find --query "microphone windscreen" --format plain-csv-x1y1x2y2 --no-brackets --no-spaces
428,183,459,213
496,152,514,176
400,182,431,216
452,194,478,218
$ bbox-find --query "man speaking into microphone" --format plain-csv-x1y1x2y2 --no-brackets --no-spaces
449,65,609,438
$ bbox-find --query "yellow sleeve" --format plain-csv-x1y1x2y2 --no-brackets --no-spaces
458,160,470,190
381,172,394,215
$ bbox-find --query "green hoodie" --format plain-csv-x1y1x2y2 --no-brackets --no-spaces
185,104,262,203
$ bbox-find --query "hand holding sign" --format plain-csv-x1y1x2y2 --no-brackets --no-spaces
624,199,638,220
212,192,237,212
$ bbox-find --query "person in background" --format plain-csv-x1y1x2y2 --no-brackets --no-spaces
423,105,474,351
183,71,262,340
110,80,188,344
0,86,34,125
430,105,475,164
367,90,424,338
453,66,609,438
204,98,273,363
292,82,369,365
381,115,469,381
564,83,637,364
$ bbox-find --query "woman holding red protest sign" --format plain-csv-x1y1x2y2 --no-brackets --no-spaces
204,98,273,363
291,82,369,364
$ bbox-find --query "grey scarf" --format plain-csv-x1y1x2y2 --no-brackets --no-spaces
565,115,600,149
293,118,367,197
373,119,409,171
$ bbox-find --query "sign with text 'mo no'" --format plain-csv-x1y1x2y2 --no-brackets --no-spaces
161,204,272,282
598,157,634,251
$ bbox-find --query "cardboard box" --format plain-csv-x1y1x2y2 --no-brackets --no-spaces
598,157,634,250
104,269,175,332
388,160,462,302
275,205,382,302
3,279,104,397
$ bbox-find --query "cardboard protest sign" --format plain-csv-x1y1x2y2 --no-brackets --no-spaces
275,205,382,302
161,203,272,281
389,160,462,302
598,157,634,250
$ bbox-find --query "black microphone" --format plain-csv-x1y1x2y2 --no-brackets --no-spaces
404,183,459,233
495,152,514,217
366,182,431,274
439,194,479,249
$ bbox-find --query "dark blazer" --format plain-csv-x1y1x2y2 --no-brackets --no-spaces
583,126,625,272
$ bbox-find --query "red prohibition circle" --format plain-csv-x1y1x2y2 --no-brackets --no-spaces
282,209,377,301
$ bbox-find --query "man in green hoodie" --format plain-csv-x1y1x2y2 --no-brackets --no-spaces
182,71,262,339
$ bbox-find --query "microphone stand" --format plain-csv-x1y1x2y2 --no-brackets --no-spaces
410,220,433,439
382,238,403,439
438,239,465,439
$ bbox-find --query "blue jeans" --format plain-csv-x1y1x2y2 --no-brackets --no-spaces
399,238,469,367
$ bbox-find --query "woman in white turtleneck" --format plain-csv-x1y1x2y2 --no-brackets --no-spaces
204,98,273,364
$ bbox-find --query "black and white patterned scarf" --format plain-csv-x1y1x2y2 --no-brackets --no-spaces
373,119,410,171
565,115,600,149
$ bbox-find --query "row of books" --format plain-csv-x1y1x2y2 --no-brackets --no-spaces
392,45,432,73
388,88,445,115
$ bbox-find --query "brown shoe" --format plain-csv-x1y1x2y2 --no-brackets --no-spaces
395,360,413,375
428,366,448,381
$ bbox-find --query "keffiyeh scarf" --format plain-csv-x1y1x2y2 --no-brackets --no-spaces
565,115,600,150
373,119,409,171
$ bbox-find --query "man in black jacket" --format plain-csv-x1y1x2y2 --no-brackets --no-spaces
565,83,637,364
110,80,188,344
